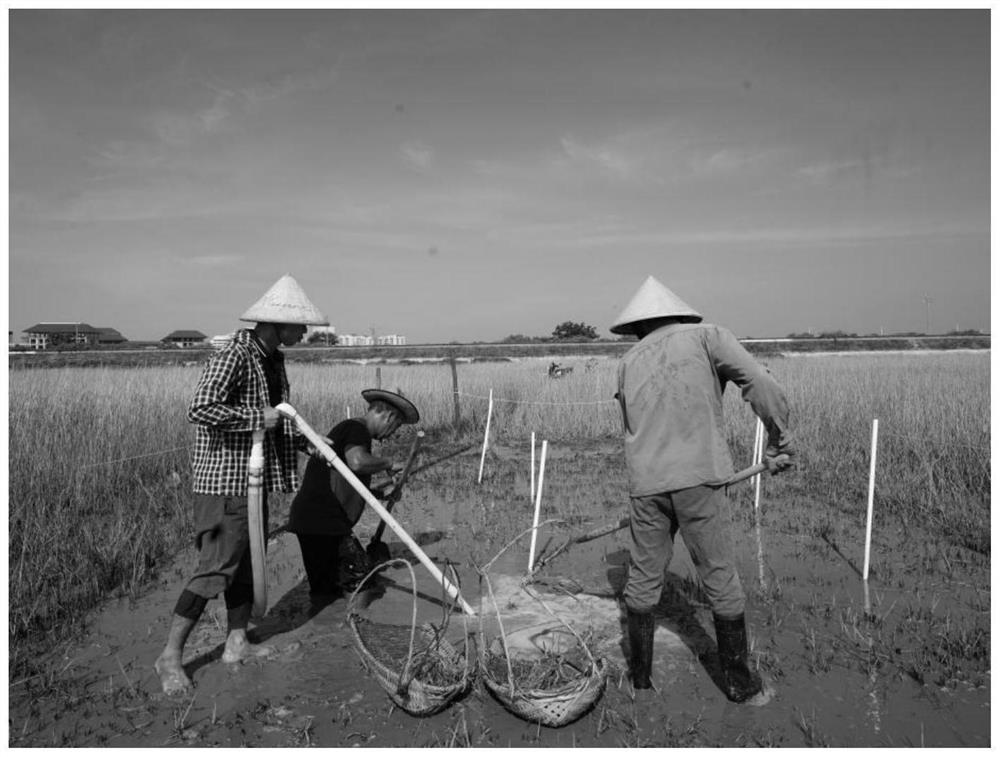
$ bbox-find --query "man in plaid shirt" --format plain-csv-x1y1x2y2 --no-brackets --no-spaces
155,274,328,696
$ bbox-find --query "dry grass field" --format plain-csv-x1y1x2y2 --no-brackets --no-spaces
8,349,990,746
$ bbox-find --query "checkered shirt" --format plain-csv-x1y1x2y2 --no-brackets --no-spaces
188,329,299,495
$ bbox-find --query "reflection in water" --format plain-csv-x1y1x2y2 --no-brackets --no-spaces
862,581,882,735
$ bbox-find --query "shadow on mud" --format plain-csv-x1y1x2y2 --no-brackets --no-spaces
186,527,461,674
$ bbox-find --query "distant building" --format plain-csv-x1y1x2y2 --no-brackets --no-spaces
210,333,234,350
161,330,208,348
338,333,375,346
22,322,101,349
94,327,128,345
335,333,406,346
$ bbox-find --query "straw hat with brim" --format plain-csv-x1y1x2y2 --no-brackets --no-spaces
609,275,703,335
239,274,330,326
361,389,420,424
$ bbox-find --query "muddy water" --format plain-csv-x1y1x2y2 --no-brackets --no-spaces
9,460,990,747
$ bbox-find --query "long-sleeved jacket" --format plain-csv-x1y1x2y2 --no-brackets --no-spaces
188,328,298,495
616,322,791,496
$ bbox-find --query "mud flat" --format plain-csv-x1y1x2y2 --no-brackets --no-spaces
9,441,989,748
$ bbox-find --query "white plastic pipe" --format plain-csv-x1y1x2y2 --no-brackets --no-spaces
863,418,879,581
527,440,548,572
247,429,267,618
276,403,476,615
477,388,494,484
751,418,766,589
752,418,765,511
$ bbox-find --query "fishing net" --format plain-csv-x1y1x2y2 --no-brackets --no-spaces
347,558,475,717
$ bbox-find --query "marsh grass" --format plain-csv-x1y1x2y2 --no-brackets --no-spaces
8,351,989,678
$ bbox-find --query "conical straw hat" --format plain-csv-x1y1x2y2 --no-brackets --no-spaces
609,275,702,335
239,274,329,325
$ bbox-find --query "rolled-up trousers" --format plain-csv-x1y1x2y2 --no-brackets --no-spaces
184,492,269,603
624,484,745,619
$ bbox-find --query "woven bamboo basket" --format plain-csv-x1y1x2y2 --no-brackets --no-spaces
476,529,609,728
347,558,475,717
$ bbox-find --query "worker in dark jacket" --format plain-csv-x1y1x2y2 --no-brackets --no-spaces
154,274,329,696
611,275,794,705
287,389,419,598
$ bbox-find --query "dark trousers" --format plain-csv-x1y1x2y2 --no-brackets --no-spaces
185,492,268,603
296,534,342,596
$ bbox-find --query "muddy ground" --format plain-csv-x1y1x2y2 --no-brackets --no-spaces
8,442,990,747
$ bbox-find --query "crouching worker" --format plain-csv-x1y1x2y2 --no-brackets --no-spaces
286,389,420,600
610,276,795,706
154,274,330,696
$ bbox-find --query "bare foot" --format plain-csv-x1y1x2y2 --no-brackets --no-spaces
221,635,276,664
154,653,192,696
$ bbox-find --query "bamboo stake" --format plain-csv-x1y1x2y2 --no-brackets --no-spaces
477,388,493,484
863,418,879,583
276,403,475,615
247,429,267,618
527,440,548,572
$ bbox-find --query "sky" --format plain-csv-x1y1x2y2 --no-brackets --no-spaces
7,8,991,343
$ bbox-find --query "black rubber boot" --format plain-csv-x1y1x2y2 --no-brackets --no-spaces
627,610,655,689
713,614,765,703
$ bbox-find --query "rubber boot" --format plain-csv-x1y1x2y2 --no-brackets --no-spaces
713,614,766,704
337,534,374,592
627,609,655,690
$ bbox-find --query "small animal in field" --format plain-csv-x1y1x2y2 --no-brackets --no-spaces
548,362,573,379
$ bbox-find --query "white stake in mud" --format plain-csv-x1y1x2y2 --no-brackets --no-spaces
527,440,548,572
530,431,536,501
477,388,494,484
751,417,767,591
276,403,476,616
753,418,765,511
863,419,879,584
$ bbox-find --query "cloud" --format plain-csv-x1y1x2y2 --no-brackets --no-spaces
401,141,434,170
537,221,982,249
90,139,166,171
199,91,232,133
692,146,780,176
797,159,866,183
469,159,509,177
557,134,635,179
190,254,244,267
548,127,786,184
237,66,339,108
110,65,341,159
